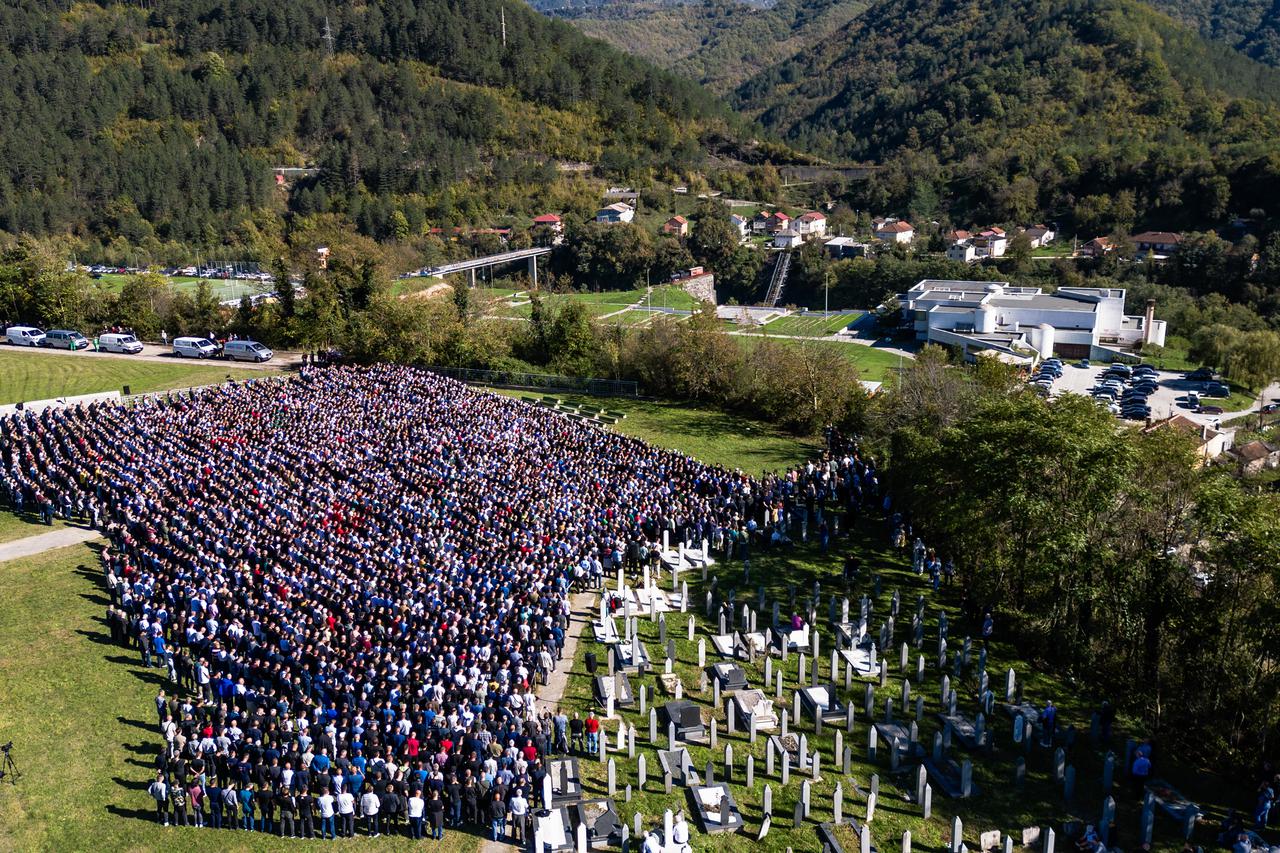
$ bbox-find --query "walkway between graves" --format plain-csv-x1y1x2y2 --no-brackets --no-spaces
479,587,597,853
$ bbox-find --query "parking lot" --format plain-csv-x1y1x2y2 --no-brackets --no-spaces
1047,362,1237,425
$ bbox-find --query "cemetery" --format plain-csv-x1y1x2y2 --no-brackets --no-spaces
551,513,1226,852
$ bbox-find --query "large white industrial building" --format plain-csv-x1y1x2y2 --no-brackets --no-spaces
899,280,1166,363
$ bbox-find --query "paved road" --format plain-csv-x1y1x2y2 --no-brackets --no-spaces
1,340,302,371
0,525,101,562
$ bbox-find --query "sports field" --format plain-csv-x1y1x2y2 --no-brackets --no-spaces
754,311,864,337
94,274,267,302
0,349,277,406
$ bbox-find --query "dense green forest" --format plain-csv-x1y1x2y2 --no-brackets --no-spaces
733,0,1280,231
538,0,868,94
1150,0,1280,67
0,0,743,259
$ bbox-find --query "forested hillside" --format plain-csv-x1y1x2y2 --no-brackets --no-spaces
0,0,739,259
1149,0,1280,67
735,0,1280,231
537,0,867,93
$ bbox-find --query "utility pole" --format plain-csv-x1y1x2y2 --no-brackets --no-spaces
500,8,507,48
323,17,335,58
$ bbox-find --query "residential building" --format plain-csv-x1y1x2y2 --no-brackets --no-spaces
661,215,689,237
1022,225,1055,248
795,211,828,239
773,229,803,249
899,279,1167,362
751,211,774,234
874,219,915,243
1226,440,1280,474
946,242,978,263
1132,231,1183,258
973,227,1007,258
825,237,870,260
767,212,792,235
729,214,749,240
595,202,635,224
1143,415,1232,464
1079,237,1113,258
531,213,563,234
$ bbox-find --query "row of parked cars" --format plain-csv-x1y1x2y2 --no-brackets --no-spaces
1091,362,1158,420
1027,357,1065,392
4,326,273,362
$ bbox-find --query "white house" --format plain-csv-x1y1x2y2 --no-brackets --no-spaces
825,237,870,259
874,219,915,243
1022,225,1055,248
729,214,749,241
773,229,803,249
795,211,828,239
973,228,1007,258
946,242,978,263
899,279,1167,362
595,202,635,224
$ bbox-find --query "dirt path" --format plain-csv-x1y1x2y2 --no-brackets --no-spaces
478,588,597,853
0,526,101,562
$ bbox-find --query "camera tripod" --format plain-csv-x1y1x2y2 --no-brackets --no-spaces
0,742,19,785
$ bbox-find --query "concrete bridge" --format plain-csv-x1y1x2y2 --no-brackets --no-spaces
408,247,551,288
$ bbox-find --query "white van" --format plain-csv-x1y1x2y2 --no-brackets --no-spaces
6,326,45,347
99,332,144,354
223,339,273,363
172,336,217,358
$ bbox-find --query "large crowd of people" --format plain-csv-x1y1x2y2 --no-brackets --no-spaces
0,365,884,842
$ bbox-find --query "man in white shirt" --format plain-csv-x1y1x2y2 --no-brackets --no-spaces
336,788,356,838
316,790,336,840
509,790,529,843
361,789,381,837
408,790,426,839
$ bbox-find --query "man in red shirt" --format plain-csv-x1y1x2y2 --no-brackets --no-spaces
585,711,600,754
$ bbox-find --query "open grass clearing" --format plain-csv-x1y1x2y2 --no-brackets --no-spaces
0,349,278,406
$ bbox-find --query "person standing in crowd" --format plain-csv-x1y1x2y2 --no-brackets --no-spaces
148,772,169,826
360,785,381,838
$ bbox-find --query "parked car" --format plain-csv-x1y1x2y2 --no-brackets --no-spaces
1187,391,1200,409
1262,402,1280,414
1205,382,1231,397
1197,405,1225,415
99,332,143,354
5,325,45,347
1078,359,1091,368
42,329,90,350
172,336,218,358
1186,368,1214,381
223,339,273,363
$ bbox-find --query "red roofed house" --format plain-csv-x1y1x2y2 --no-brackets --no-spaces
873,219,915,244
795,211,828,239
766,211,792,235
1132,231,1183,258
1079,237,1113,258
661,215,689,237
532,213,563,232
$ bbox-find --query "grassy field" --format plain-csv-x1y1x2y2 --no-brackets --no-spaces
493,390,818,476
0,349,280,405
0,509,65,543
0,542,483,853
735,336,906,383
94,273,266,302
753,311,864,337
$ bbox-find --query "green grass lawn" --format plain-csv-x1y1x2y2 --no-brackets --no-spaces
94,273,266,302
492,391,818,476
0,542,482,852
753,311,864,337
0,509,65,543
734,336,906,383
0,350,278,406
